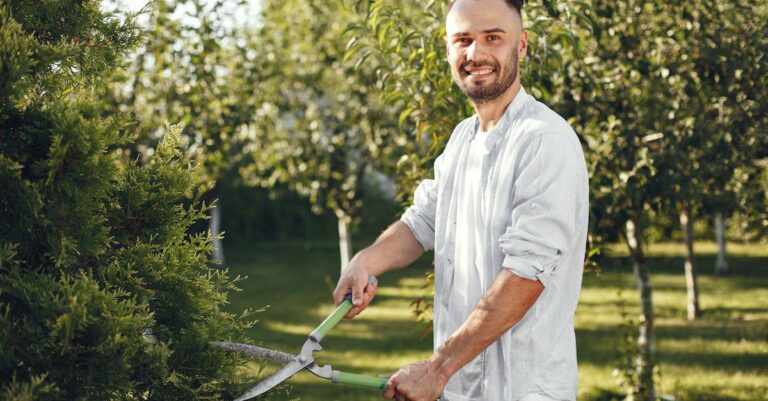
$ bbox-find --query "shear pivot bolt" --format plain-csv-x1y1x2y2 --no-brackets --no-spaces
298,356,307,363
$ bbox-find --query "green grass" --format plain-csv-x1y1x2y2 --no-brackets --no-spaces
221,241,768,401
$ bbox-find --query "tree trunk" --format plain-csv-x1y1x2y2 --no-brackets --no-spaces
679,206,701,320
336,210,352,273
714,212,729,275
210,201,225,263
625,218,656,401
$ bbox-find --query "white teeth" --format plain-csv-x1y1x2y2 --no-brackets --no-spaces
468,69,493,75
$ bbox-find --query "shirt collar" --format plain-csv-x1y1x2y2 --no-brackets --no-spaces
470,86,529,150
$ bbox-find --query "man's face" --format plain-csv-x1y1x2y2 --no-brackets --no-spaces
445,0,527,104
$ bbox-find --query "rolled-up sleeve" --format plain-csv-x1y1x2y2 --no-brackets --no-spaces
400,154,445,251
499,132,585,287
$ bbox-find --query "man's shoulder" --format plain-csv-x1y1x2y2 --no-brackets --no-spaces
453,115,477,136
518,97,575,140
506,96,583,159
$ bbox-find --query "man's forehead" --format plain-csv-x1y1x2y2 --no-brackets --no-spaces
445,0,521,35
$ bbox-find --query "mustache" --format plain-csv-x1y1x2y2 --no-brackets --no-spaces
461,60,499,70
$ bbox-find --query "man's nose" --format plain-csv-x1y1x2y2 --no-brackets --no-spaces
466,40,489,63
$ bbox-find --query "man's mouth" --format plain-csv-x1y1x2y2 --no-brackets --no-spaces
463,63,496,79
467,68,494,76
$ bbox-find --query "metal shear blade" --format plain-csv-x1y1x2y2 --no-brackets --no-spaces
232,338,324,400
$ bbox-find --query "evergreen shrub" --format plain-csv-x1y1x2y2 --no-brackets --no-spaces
0,1,269,399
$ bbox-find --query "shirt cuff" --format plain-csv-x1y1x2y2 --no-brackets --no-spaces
400,207,435,251
503,254,556,287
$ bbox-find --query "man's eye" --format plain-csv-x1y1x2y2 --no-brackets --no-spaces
488,35,499,41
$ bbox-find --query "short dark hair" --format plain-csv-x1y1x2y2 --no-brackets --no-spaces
447,0,526,18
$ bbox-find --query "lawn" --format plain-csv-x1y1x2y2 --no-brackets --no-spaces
221,241,768,401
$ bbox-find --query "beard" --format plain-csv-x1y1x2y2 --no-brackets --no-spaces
452,46,519,104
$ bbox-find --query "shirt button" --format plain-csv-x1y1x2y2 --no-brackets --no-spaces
446,258,452,264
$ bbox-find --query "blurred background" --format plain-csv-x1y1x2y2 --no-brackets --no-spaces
104,0,767,400
2,0,765,400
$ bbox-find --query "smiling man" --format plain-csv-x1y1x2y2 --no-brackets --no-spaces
332,0,589,400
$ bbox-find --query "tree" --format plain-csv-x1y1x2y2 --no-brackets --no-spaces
631,0,768,318
0,1,256,399
662,0,767,310
704,2,768,274
238,0,407,271
563,0,687,397
103,0,260,263
569,0,768,392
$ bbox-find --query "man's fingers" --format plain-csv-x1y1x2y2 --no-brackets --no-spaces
345,294,372,319
366,281,378,296
351,275,365,306
363,282,377,304
383,377,398,399
345,281,378,318
344,305,361,319
333,281,349,306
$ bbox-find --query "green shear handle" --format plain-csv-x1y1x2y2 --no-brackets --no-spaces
332,371,387,389
310,275,378,342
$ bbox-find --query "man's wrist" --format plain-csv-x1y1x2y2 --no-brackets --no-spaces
426,350,456,384
350,250,375,277
353,248,385,277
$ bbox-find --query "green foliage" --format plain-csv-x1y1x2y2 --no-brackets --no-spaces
238,0,407,226
562,0,767,398
0,1,256,399
106,0,256,188
732,161,768,240
568,0,768,243
106,0,406,249
1,0,143,105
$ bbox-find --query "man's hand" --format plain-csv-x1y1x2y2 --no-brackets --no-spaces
383,360,447,401
332,221,425,319
332,254,378,319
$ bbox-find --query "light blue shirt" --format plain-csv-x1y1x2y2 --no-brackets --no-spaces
401,88,589,401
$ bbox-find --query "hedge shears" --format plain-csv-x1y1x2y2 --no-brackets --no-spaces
211,276,387,401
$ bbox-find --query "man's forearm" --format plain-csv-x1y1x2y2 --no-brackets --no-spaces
355,221,425,276
427,269,544,380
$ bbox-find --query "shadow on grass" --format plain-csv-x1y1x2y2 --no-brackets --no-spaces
671,388,748,401
597,254,768,278
576,327,625,366
657,319,768,341
579,387,625,401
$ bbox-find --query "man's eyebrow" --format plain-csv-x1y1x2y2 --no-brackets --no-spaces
483,28,507,34
451,27,507,37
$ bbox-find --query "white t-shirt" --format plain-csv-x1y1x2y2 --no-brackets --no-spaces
453,126,496,320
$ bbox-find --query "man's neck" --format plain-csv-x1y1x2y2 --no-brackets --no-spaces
473,79,522,132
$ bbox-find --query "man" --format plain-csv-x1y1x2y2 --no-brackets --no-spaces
332,0,588,400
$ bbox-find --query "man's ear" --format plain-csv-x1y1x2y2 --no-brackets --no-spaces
518,30,528,60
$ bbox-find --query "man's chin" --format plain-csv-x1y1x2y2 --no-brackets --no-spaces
461,86,505,102
461,81,493,94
